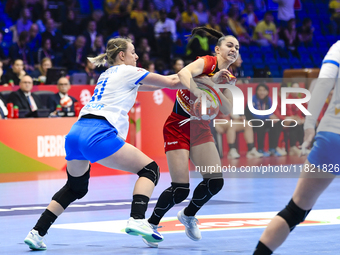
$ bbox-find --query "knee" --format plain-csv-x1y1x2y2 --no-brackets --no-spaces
277,198,311,232
203,173,224,195
207,178,224,195
172,182,190,204
52,166,91,209
137,161,160,186
215,124,225,134
66,166,91,199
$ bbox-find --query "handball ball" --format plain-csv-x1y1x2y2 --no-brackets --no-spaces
60,96,72,108
192,91,219,120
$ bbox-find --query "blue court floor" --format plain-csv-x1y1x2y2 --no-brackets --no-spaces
1,170,339,254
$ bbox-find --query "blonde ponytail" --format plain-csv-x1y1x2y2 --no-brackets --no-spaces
88,37,133,67
87,53,107,67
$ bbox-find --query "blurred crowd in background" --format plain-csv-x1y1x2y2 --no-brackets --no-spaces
0,0,337,86
0,0,336,158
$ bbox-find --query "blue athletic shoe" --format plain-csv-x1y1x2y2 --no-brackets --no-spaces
269,148,282,157
258,149,270,157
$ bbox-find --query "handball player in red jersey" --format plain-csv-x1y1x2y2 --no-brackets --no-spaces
144,27,239,248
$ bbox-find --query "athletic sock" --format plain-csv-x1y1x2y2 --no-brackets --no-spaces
148,183,190,225
184,177,223,216
130,194,149,219
33,209,58,236
228,143,236,149
247,143,255,151
253,241,273,255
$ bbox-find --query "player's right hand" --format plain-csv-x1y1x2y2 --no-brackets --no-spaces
300,128,315,156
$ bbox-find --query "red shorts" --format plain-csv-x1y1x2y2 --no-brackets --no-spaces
163,112,214,153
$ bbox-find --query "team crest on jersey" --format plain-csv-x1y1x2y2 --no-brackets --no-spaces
335,104,340,115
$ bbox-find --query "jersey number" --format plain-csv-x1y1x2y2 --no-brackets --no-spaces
90,78,108,102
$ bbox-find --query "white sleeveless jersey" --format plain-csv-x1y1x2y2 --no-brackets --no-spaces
79,65,149,140
305,40,340,134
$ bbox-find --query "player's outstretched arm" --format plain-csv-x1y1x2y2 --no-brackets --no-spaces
139,73,185,90
138,84,163,91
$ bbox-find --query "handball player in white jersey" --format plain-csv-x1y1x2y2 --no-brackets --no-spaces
253,41,340,254
24,37,186,250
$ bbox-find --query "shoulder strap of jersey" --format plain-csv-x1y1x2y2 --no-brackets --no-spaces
197,56,217,75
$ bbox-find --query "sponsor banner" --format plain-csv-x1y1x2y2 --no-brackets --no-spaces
52,209,340,234
0,118,76,172
0,86,174,173
0,85,95,106
0,84,286,159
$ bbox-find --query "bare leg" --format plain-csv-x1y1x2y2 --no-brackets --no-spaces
27,159,91,241
47,143,156,216
97,143,155,197
215,123,228,135
46,143,155,221
147,149,190,225
258,160,335,252
190,142,222,171
184,142,224,216
228,124,248,143
166,149,190,183
244,123,254,143
47,159,90,216
226,124,237,144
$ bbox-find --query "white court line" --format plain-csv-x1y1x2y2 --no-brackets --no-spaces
52,208,340,234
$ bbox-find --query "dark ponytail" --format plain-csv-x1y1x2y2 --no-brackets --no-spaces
188,26,224,40
187,26,238,46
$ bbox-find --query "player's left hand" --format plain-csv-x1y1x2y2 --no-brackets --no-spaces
211,69,235,84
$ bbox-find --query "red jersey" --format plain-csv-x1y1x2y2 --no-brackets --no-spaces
176,56,218,115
